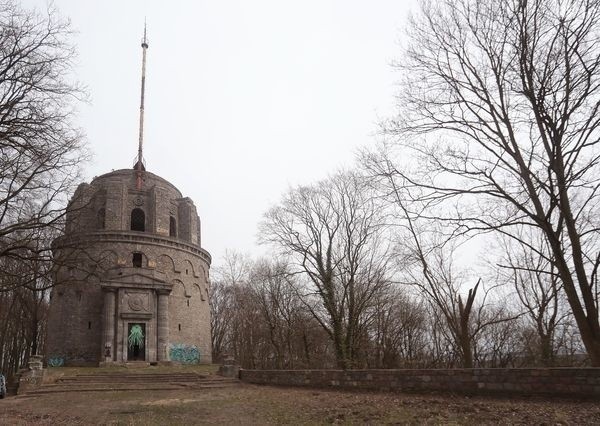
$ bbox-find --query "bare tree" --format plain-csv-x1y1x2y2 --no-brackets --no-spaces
249,258,303,369
363,153,516,367
210,250,335,369
0,239,51,377
474,304,522,367
209,250,251,362
376,0,600,365
0,0,87,292
369,286,429,368
398,231,491,368
260,171,392,369
496,228,568,365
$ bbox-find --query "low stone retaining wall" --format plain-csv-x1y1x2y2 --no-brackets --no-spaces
239,368,600,398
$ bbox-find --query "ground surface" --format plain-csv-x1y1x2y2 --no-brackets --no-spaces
1,367,599,425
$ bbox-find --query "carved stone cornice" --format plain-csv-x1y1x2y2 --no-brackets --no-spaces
53,230,211,265
100,267,173,293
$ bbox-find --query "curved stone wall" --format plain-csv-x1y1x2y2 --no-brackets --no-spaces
46,169,212,366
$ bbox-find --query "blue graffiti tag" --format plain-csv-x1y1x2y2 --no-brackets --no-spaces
169,344,200,364
47,356,65,367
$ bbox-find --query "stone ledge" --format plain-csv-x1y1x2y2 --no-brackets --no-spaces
239,368,600,399
53,231,212,265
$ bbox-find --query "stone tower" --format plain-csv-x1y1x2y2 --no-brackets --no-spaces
45,169,212,365
45,26,212,366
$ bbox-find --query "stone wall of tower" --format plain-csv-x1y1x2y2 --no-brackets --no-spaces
161,253,211,360
47,169,212,366
46,271,104,365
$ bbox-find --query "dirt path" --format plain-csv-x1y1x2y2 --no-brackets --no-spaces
1,384,599,425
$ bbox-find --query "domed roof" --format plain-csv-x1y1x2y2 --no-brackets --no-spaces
65,168,203,249
89,169,183,198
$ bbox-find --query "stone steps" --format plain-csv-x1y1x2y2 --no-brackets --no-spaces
23,372,239,395
26,383,237,394
57,375,213,382
49,381,235,387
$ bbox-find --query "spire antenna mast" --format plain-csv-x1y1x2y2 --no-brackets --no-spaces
135,20,149,190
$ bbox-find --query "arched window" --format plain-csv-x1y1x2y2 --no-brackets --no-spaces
130,208,145,232
97,208,106,229
169,216,177,237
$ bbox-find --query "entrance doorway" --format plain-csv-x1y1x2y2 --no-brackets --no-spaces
127,323,146,361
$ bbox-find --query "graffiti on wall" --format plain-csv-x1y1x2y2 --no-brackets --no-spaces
47,356,65,367
128,324,145,348
169,343,200,364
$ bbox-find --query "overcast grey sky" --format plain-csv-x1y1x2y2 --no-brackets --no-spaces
27,0,416,263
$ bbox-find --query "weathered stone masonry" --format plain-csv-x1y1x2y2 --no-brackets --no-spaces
46,169,212,365
240,368,600,398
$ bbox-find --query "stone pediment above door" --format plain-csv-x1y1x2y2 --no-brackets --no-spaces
101,267,172,292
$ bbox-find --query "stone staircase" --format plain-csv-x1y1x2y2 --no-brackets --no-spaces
23,372,239,395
